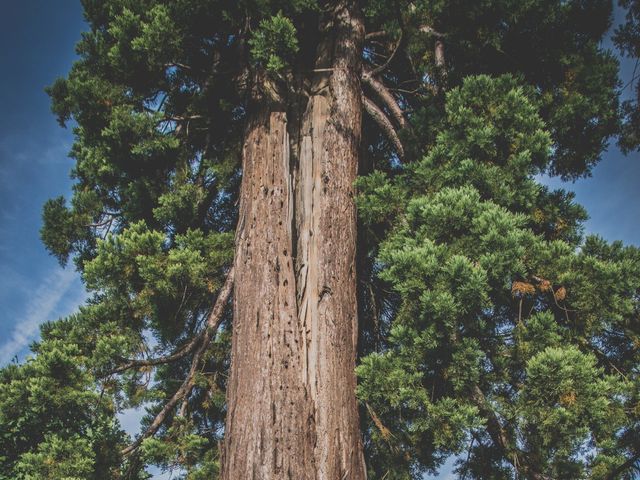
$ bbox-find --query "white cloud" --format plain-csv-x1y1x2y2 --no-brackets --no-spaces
0,267,84,365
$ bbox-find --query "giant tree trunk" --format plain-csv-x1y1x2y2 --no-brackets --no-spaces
221,2,366,479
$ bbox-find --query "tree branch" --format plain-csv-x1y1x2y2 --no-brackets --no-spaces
164,62,193,71
369,31,404,77
365,403,394,442
120,268,235,456
156,115,204,127
419,25,445,38
433,38,447,91
107,333,205,376
363,95,404,158
365,31,388,41
470,386,510,452
407,3,445,38
361,69,407,129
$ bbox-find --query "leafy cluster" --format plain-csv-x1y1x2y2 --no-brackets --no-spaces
249,12,300,73
356,75,640,479
0,338,127,480
362,0,620,178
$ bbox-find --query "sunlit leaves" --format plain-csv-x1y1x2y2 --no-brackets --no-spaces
249,12,300,73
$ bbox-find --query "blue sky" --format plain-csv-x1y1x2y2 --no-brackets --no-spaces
0,1,638,479
0,2,86,366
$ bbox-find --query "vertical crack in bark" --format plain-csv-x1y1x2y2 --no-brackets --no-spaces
296,92,328,443
223,107,314,478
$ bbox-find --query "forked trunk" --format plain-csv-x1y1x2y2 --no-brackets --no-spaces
221,2,366,479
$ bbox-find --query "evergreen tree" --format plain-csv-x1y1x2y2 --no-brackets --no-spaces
615,0,640,151
356,74,639,479
1,0,638,479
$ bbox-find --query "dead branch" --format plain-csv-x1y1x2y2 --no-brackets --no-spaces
156,115,204,126
366,403,394,442
363,95,404,158
164,62,193,71
120,268,234,456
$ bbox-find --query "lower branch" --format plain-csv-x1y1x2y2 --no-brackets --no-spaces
107,333,205,376
361,69,407,129
120,268,235,456
363,95,404,158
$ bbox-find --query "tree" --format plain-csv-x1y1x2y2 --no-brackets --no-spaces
356,74,639,479
615,0,640,151
1,0,638,479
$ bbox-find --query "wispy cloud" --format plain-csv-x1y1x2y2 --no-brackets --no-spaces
0,267,84,365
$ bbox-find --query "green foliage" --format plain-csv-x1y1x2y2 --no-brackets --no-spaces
0,341,126,480
15,434,96,480
249,12,300,73
2,0,638,478
519,346,623,459
364,0,620,178
130,5,182,67
357,75,640,478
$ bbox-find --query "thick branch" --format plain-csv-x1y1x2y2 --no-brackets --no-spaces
107,333,204,376
471,386,510,452
361,69,407,129
435,39,445,69
433,38,447,92
419,25,445,38
365,31,388,41
121,268,234,456
363,95,404,158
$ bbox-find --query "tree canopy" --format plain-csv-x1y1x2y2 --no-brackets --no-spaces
1,0,639,479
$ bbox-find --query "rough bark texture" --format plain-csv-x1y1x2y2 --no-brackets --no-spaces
222,2,366,479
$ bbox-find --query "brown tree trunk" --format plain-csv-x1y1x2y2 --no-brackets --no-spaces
221,2,366,479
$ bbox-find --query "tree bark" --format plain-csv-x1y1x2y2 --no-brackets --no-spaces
221,2,366,479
